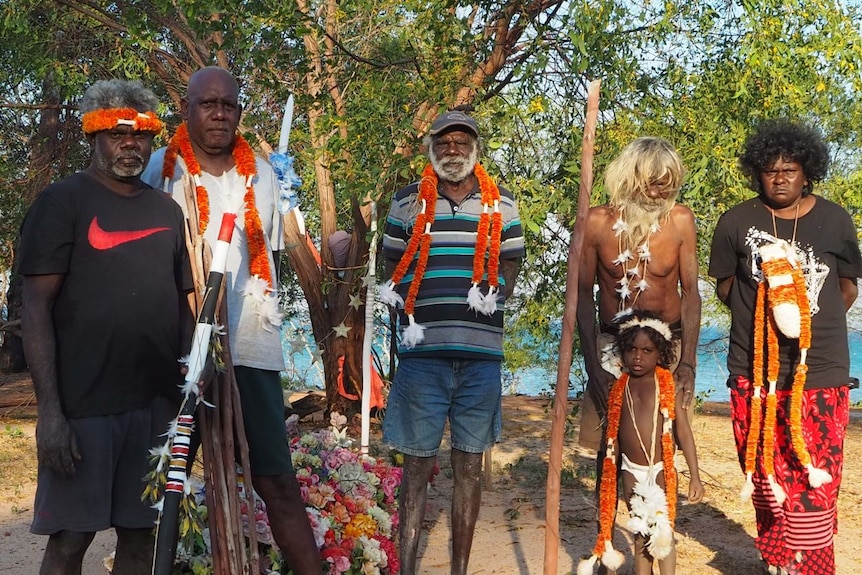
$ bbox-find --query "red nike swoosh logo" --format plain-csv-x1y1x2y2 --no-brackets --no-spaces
87,217,170,250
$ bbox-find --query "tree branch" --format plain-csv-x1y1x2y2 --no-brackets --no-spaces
55,0,128,33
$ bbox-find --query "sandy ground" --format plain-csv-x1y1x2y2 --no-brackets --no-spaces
2,374,862,574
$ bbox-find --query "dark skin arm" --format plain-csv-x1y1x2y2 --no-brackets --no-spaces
501,258,521,299
673,389,704,502
715,276,734,306
576,210,617,416
674,208,701,409
22,274,81,477
839,277,858,311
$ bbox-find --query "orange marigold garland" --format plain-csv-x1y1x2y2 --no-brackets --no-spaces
763,314,787,503
378,163,503,347
467,164,503,315
659,368,677,525
742,283,766,500
579,366,677,574
82,108,164,134
749,240,830,499
162,122,281,330
164,123,209,234
787,265,830,486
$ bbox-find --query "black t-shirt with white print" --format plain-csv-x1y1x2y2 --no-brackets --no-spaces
709,195,862,390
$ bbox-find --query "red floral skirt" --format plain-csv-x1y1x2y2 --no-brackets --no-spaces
730,376,848,575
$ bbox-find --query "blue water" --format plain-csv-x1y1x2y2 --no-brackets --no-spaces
502,325,862,403
280,321,862,404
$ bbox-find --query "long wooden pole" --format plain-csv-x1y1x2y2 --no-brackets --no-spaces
361,200,378,454
152,211,238,575
543,79,601,574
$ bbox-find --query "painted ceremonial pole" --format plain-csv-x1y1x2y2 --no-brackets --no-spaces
273,95,305,235
361,201,379,454
152,211,238,575
278,95,294,154
543,79,601,575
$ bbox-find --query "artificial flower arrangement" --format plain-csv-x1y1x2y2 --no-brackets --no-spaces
288,412,402,575
133,411,402,575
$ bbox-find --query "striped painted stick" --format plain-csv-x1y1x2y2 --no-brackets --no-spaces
152,211,237,575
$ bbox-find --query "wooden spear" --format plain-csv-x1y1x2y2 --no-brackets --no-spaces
543,79,601,574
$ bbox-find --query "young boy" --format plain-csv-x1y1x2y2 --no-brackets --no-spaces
580,312,704,575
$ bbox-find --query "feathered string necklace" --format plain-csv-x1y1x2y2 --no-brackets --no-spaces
378,163,502,348
162,123,281,331
610,206,660,320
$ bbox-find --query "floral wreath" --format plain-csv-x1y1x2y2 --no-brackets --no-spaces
579,366,677,574
163,122,281,330
740,240,830,504
82,108,164,134
378,162,502,348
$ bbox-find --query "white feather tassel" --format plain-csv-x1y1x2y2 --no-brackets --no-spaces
601,540,625,570
377,280,404,308
740,472,755,501
401,315,426,348
241,276,283,330
577,555,598,575
180,378,200,398
241,275,271,302
481,286,498,316
649,521,674,560
767,474,787,506
627,478,673,559
467,283,485,313
258,294,284,331
162,418,180,439
806,464,833,488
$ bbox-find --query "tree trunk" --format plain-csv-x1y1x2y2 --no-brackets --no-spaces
0,274,25,372
1,76,63,373
282,199,372,416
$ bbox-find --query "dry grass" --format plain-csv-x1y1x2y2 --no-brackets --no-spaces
0,419,37,515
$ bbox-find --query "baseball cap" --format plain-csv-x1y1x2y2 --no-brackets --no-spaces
428,111,479,137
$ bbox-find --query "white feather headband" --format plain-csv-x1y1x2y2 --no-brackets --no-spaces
619,317,674,342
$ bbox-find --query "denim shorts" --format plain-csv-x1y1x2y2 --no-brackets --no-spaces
383,357,502,457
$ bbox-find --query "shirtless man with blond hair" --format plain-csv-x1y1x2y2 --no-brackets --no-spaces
577,136,701,452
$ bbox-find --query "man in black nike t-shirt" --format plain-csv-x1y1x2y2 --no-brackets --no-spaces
18,79,192,575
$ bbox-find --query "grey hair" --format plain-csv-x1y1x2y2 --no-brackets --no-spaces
80,79,159,114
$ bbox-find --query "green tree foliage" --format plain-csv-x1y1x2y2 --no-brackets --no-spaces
494,0,862,375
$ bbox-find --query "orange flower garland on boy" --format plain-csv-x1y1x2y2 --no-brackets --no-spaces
380,111,525,575
579,312,703,575
710,119,862,575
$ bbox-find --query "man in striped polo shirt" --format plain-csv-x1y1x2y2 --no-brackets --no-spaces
381,111,525,575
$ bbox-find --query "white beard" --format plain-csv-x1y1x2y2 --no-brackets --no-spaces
429,145,478,183
622,197,671,247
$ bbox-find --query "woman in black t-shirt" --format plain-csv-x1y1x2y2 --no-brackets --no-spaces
709,119,862,575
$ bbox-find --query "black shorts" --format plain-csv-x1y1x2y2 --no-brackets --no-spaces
31,396,176,535
235,366,294,476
